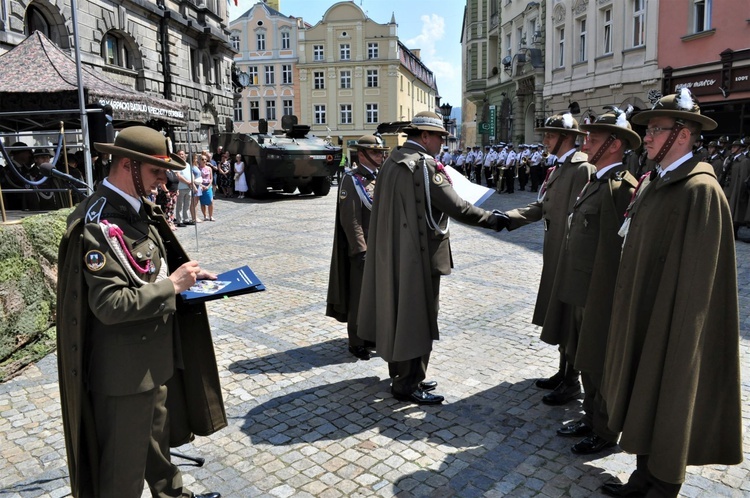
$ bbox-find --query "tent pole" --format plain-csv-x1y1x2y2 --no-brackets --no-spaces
70,0,93,190
186,121,199,252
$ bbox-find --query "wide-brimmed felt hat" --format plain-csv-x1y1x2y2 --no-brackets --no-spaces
631,88,717,131
353,134,389,151
402,111,449,136
535,112,587,136
33,148,52,157
580,111,642,149
95,126,186,171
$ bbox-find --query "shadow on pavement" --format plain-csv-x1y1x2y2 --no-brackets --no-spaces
227,338,360,375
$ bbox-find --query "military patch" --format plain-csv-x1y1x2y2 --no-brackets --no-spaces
433,173,444,185
340,189,348,199
84,250,106,272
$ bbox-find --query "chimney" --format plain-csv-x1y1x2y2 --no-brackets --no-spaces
412,49,421,60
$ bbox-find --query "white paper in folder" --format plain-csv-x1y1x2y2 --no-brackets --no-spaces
443,165,495,207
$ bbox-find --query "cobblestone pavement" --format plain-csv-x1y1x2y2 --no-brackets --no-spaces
1,187,749,498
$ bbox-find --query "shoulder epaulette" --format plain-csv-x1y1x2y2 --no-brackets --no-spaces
85,197,107,223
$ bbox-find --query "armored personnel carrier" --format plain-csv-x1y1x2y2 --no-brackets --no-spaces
212,116,342,198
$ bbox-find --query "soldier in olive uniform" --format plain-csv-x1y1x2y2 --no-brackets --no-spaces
543,109,639,455
502,113,595,406
357,112,507,405
57,126,225,498
326,135,389,360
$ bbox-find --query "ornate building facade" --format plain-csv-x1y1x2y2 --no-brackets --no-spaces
0,0,236,150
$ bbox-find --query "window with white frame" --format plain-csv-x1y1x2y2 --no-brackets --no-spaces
313,45,324,61
632,0,645,47
281,31,290,50
367,42,379,59
248,66,258,85
692,0,712,33
517,26,524,50
230,33,240,51
577,18,587,62
266,100,276,121
264,65,275,85
340,44,350,60
366,103,378,124
249,100,260,121
314,71,325,90
366,69,378,87
602,8,613,54
340,70,351,89
102,32,131,69
234,102,243,122
282,64,292,84
340,104,352,124
256,33,266,51
557,26,565,67
314,105,326,124
282,99,293,116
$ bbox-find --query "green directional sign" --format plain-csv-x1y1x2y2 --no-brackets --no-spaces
489,105,496,140
478,122,491,134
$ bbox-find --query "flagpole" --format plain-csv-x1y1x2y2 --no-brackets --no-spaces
70,0,93,189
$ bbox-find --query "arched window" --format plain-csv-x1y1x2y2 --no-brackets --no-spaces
102,32,132,69
25,5,50,37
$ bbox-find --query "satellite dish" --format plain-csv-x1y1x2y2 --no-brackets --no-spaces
502,56,512,67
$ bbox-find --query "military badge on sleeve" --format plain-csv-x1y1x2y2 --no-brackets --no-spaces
84,250,106,272
433,173,444,185
339,189,348,199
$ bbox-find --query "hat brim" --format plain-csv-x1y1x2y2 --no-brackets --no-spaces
534,126,587,136
631,109,717,131
402,124,449,136
94,142,186,170
579,124,642,149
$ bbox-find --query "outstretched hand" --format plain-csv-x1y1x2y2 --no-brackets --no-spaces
491,210,511,232
169,260,216,294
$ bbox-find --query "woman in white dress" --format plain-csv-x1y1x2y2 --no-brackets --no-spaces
234,154,248,199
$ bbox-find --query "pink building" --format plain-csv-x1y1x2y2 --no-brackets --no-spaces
657,0,750,137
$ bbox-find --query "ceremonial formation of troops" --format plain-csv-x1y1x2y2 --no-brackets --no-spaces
326,89,743,498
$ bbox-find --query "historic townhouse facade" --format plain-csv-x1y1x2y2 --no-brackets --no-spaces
0,0,235,150
463,0,545,147
229,1,302,134
655,0,750,138
295,1,438,148
543,0,661,124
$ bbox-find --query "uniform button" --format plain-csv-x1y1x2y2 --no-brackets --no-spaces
142,336,147,341
71,345,78,352
415,183,421,187
403,223,407,228
73,267,79,274
71,369,77,377
418,215,423,220
158,303,166,311
137,252,143,258
71,319,77,326
72,292,77,300
420,247,425,251
416,199,421,204
419,231,424,235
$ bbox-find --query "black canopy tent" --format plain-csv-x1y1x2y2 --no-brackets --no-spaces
0,31,186,131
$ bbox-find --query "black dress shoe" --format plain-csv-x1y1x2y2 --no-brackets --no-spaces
556,420,592,437
418,380,437,392
542,381,581,405
571,434,616,455
195,493,221,498
535,370,564,390
601,480,649,497
348,345,370,360
392,388,444,405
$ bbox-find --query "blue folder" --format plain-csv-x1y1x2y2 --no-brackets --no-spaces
180,265,265,303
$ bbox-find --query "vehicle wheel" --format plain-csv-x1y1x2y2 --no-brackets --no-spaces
311,177,331,196
247,164,267,198
297,184,313,195
282,185,297,194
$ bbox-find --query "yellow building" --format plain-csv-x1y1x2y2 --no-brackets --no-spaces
295,1,438,150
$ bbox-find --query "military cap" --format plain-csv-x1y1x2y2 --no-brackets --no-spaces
580,109,642,150
95,126,186,170
33,148,52,158
631,88,717,131
731,139,743,147
707,141,718,147
534,112,588,136
402,111,449,136
353,134,389,151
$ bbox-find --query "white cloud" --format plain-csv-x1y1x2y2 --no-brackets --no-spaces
405,14,445,57
404,14,460,103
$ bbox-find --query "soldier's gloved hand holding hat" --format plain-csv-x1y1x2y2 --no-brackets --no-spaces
94,126,186,171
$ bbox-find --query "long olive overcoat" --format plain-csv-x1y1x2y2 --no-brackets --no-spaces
506,150,595,326
601,158,742,484
357,142,498,362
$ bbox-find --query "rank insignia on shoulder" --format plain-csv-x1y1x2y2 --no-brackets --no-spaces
339,189,348,199
433,173,444,185
84,250,106,272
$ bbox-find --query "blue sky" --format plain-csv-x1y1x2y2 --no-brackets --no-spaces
228,0,465,109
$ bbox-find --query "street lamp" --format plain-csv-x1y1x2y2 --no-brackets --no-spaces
439,102,453,149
